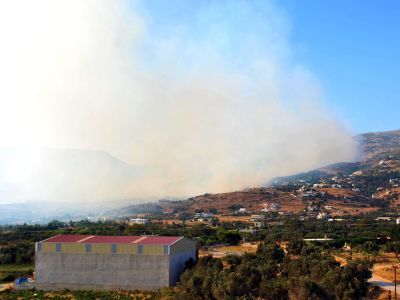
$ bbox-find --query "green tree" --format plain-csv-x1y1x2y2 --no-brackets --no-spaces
386,241,400,259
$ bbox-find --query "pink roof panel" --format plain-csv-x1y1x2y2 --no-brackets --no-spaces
87,236,142,244
43,235,91,243
138,236,182,245
41,235,183,245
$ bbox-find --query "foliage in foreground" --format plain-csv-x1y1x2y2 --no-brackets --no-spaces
0,220,377,300
175,240,371,300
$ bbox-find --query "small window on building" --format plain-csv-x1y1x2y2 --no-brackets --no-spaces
138,245,143,254
112,244,117,253
56,243,61,252
163,245,169,255
36,243,42,252
86,244,91,253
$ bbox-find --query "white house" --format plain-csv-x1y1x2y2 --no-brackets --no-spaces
250,215,266,222
129,218,149,225
375,217,392,221
331,184,342,188
194,212,214,219
317,212,329,220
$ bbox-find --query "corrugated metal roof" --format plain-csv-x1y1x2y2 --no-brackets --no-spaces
87,236,142,244
139,236,183,245
42,235,90,243
41,235,182,245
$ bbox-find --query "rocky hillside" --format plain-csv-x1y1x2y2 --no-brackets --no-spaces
109,129,400,216
275,130,400,183
358,129,400,159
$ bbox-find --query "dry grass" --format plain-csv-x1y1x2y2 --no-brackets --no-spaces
332,255,348,266
319,188,356,197
152,219,183,225
327,200,380,216
200,242,259,258
214,243,258,253
218,216,251,223
336,251,400,282
279,199,306,212
373,261,400,283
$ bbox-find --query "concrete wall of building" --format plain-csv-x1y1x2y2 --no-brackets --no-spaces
170,237,195,255
168,250,196,286
168,237,197,285
35,252,170,291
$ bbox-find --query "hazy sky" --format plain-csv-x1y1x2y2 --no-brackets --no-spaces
141,0,400,134
0,0,394,203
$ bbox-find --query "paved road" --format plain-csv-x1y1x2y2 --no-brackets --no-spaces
369,274,400,296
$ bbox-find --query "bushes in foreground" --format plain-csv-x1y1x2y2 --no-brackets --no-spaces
175,241,371,300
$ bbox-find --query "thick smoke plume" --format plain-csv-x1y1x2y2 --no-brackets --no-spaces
0,0,356,203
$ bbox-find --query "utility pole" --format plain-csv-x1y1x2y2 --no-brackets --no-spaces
349,243,352,260
395,265,398,300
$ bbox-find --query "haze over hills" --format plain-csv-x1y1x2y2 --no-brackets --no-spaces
107,129,400,218
1,129,399,224
0,147,142,204
0,148,150,224
276,129,400,182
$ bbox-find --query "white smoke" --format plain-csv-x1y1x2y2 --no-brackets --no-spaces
0,0,356,203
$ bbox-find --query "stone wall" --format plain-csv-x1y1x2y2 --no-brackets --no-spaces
168,250,197,285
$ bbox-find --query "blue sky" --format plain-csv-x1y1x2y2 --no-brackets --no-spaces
282,0,400,133
137,0,400,134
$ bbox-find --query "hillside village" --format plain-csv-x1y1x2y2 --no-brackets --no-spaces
103,130,400,230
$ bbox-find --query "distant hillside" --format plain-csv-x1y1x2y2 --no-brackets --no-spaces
274,130,400,183
110,129,400,216
357,129,400,159
105,202,164,217
0,147,142,203
104,188,305,216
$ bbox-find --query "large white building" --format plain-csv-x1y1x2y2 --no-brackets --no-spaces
35,234,196,290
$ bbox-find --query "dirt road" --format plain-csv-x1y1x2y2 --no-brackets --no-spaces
369,274,400,296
